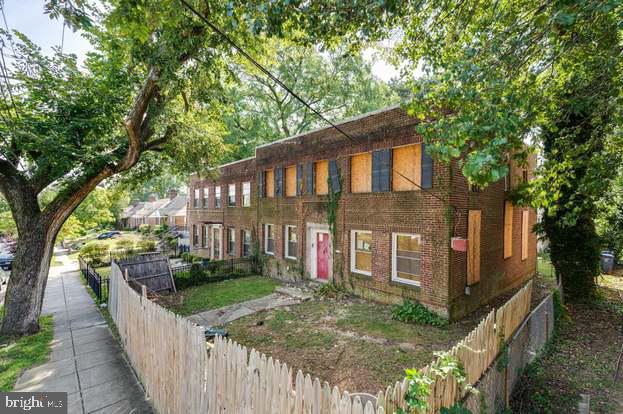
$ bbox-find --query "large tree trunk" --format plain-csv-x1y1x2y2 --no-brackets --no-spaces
1,218,56,336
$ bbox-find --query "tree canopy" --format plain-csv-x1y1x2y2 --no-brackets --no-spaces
221,38,400,161
396,0,622,298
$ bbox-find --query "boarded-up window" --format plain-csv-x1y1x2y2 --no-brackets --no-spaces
467,210,481,285
372,149,391,192
315,160,329,195
265,169,275,198
351,153,372,193
392,233,421,286
258,172,265,198
296,164,304,196
329,160,341,193
275,167,284,197
285,165,297,197
522,210,529,260
504,201,513,259
393,144,421,191
351,230,372,275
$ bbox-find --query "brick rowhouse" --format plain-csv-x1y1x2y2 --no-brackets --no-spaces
187,106,537,319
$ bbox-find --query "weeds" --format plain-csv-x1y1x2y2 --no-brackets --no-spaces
392,300,448,327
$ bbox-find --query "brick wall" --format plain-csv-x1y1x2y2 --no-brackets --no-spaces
186,107,537,319
448,156,537,319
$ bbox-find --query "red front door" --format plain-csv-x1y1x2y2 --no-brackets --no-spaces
316,232,329,280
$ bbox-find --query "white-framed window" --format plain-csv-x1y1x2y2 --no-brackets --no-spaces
242,181,251,207
392,233,422,286
215,186,221,208
284,225,297,259
242,230,251,257
227,227,236,256
264,224,275,255
350,230,372,275
193,188,200,208
203,187,209,208
228,183,236,207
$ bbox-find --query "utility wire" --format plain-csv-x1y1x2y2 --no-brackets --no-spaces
178,0,451,207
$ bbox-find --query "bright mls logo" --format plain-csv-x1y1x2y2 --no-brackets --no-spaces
0,393,67,413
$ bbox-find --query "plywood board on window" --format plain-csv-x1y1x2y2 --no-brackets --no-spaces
285,165,297,197
467,210,481,285
315,160,329,195
521,209,529,260
504,201,513,259
265,169,275,197
350,153,372,193
392,144,421,191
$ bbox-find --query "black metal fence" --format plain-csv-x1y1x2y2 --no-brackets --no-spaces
171,256,259,289
78,256,109,303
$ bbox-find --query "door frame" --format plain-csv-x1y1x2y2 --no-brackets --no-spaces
305,222,332,282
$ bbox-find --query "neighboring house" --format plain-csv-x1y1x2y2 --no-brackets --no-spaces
157,190,188,229
120,190,187,229
187,106,537,319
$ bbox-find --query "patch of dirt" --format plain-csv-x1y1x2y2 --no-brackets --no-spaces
224,274,556,395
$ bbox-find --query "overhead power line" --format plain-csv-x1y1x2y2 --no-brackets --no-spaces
178,0,450,207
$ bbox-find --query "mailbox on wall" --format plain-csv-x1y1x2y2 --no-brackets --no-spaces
451,237,468,252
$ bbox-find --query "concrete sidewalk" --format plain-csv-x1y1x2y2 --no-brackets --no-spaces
14,257,153,414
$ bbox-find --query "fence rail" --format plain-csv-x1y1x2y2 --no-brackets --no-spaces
78,256,108,303
109,256,535,414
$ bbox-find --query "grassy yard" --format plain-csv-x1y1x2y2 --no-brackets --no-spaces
226,298,484,393
165,276,280,316
96,266,111,278
0,310,54,391
511,274,623,413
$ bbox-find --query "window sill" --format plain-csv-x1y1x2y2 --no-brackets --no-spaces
285,256,297,261
351,269,371,277
390,277,421,288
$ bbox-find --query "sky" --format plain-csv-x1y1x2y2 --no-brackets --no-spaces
4,0,93,62
7,0,400,81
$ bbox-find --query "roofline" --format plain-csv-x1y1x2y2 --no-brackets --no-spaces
218,155,256,168
189,104,403,181
254,104,402,151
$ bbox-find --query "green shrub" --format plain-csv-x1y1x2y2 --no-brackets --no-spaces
115,239,135,250
391,300,448,327
181,252,202,263
138,224,151,234
79,242,110,266
154,224,169,236
137,240,157,251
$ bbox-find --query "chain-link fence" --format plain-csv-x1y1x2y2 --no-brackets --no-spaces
464,289,557,412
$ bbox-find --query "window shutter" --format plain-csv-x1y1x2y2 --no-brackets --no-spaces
372,149,391,192
329,160,341,193
296,164,304,196
421,144,433,189
306,162,315,194
275,167,284,197
258,172,265,198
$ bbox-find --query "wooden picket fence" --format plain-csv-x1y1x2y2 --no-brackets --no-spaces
109,260,532,414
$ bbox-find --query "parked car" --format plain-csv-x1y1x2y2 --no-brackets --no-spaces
0,252,14,271
97,231,121,240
